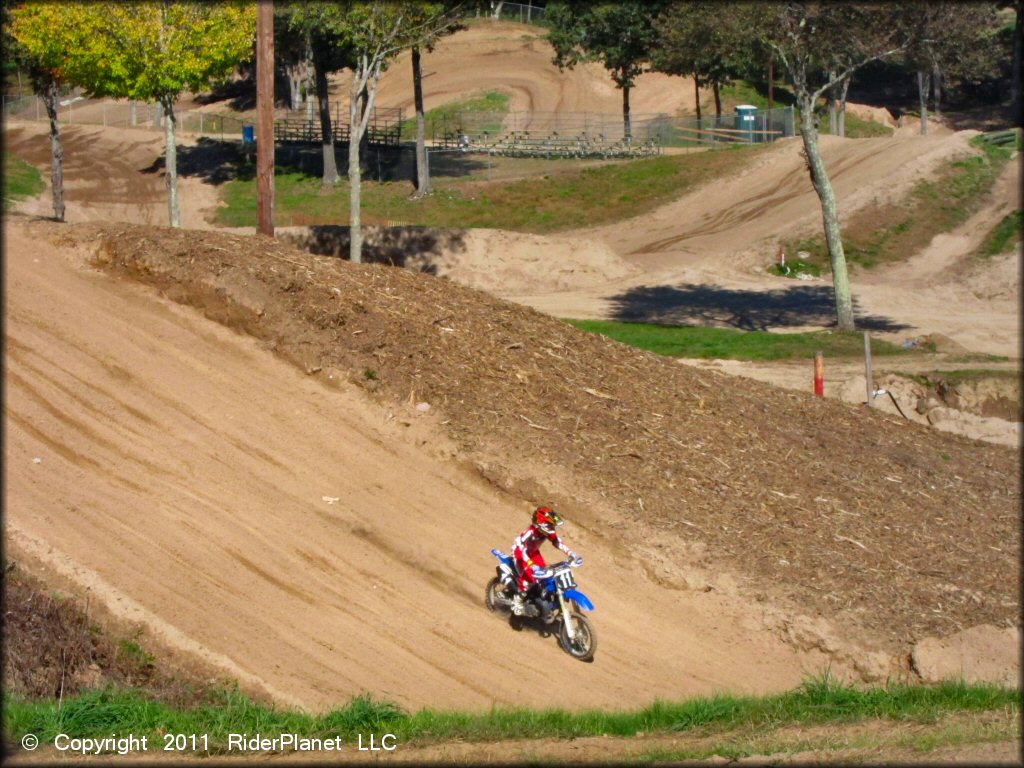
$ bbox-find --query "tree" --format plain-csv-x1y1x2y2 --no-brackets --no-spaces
901,2,1001,134
407,2,465,197
337,2,463,263
546,1,667,140
651,2,755,119
8,2,95,221
23,2,256,228
284,3,353,188
763,3,907,331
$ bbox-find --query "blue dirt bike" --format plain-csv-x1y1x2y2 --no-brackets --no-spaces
485,549,597,661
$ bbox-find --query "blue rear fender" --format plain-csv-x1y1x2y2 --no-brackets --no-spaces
565,589,594,611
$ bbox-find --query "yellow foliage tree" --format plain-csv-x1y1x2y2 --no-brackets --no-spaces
14,1,255,228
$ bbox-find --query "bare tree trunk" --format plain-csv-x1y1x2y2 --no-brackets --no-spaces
713,81,721,117
359,83,370,174
931,62,941,121
285,60,303,111
693,73,701,121
799,94,854,331
412,45,430,196
348,55,385,264
827,73,837,135
349,82,363,263
622,82,631,141
42,80,65,222
917,70,929,135
304,34,315,130
491,1,504,20
1013,0,1022,125
838,75,851,138
314,48,340,187
162,96,180,228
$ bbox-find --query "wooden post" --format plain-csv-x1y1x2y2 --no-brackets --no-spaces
863,331,874,407
256,0,275,236
814,351,824,397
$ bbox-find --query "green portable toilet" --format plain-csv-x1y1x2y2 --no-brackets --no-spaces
735,105,757,143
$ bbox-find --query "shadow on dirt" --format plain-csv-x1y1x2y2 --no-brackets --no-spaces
608,283,910,332
277,224,467,269
143,140,495,188
139,137,249,185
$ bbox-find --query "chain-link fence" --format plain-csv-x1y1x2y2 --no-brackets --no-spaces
427,105,795,149
648,106,796,147
488,2,546,25
3,93,247,139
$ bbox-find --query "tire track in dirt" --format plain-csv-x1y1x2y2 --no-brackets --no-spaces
5,219,829,712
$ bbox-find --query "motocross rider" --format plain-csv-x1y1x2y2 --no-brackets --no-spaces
510,506,582,621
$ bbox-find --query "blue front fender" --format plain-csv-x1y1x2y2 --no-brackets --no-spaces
565,589,594,611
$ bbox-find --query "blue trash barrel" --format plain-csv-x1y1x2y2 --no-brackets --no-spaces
242,124,255,144
735,105,757,143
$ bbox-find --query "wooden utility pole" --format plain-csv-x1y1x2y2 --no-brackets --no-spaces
256,0,275,236
863,331,874,407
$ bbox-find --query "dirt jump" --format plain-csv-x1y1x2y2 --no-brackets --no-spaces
2,19,1019,758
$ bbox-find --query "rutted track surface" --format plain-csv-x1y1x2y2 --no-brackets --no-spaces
4,220,824,712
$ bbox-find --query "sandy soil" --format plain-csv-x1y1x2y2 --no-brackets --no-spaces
5,218,839,713
3,20,1019,763
333,21,702,130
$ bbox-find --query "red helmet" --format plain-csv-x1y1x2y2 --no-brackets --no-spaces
532,506,563,535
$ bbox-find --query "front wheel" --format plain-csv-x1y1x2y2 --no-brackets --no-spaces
559,613,597,661
485,577,514,615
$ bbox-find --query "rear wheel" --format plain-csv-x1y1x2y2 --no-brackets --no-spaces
485,577,514,615
558,613,597,661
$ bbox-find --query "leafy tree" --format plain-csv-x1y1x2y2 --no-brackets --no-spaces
546,1,668,140
337,1,463,263
901,2,1001,134
407,2,466,197
8,2,95,221
284,3,354,187
19,2,256,228
651,1,755,119
762,2,908,331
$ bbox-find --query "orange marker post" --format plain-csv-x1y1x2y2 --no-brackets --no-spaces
814,351,824,397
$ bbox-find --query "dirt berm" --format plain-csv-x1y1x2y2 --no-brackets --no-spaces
6,218,1019,709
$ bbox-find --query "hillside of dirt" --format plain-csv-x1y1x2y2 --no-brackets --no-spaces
4,20,1021,753
6,213,1018,709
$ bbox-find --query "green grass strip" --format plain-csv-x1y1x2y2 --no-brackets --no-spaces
567,321,909,361
399,90,511,141
2,151,45,209
978,210,1022,258
4,676,1018,753
215,144,766,232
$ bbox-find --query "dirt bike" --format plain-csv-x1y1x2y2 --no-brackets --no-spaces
485,548,597,662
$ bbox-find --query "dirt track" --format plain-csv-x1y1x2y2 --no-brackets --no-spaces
3,16,1020,732
5,219,840,713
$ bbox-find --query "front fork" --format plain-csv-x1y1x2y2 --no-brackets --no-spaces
557,593,576,639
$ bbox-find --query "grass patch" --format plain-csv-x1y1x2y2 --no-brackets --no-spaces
567,321,908,361
785,133,1013,272
767,258,821,279
4,675,1017,756
2,151,45,208
718,79,796,112
821,111,894,139
977,210,1021,258
636,710,1017,763
899,368,1018,388
399,90,510,141
214,144,767,233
